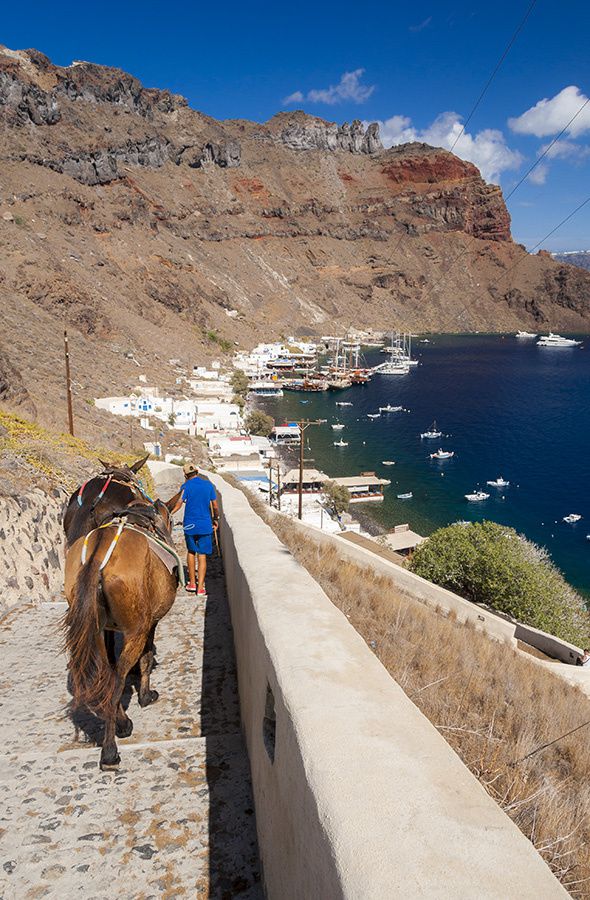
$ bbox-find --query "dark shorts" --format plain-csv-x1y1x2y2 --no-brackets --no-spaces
185,533,213,555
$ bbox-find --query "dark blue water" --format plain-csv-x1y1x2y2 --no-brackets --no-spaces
261,335,590,595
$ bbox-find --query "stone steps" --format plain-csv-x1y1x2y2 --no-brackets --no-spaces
0,558,261,898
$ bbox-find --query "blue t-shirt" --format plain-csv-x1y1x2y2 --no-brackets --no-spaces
181,477,217,535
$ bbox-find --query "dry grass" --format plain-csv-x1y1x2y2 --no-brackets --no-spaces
232,482,590,895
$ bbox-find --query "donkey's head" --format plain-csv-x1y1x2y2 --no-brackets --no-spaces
97,452,150,484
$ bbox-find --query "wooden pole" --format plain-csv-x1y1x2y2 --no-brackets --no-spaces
64,328,74,436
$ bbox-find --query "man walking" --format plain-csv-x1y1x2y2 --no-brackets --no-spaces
168,463,218,596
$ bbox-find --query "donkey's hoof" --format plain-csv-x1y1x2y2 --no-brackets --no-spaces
100,749,121,771
116,717,134,739
139,689,159,708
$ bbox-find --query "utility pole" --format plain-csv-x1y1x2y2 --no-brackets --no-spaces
64,328,74,436
297,419,323,520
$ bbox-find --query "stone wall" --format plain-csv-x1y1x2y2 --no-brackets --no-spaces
211,474,566,899
0,489,64,614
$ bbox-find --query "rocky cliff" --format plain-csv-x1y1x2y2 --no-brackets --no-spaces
1,46,589,434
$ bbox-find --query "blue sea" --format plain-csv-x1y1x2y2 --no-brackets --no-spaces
260,335,590,596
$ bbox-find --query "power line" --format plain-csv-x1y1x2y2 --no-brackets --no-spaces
434,193,590,333
504,96,590,201
450,0,539,154
340,0,539,337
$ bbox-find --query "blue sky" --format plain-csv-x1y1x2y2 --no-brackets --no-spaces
3,0,589,249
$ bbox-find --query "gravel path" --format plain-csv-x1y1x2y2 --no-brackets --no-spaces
0,556,261,899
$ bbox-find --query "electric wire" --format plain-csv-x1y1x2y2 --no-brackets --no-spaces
449,0,539,154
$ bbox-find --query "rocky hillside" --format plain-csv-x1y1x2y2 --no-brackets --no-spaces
1,46,590,434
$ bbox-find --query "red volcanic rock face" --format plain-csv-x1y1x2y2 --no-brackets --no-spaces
381,153,480,185
380,146,511,242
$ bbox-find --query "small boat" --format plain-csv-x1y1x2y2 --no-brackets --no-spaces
397,492,413,500
563,514,582,524
430,449,454,460
382,460,396,466
487,477,510,488
465,491,490,502
331,423,345,430
379,404,403,412
367,413,381,419
537,332,582,348
336,401,353,407
419,339,430,343
333,439,349,447
421,421,442,439
516,331,537,339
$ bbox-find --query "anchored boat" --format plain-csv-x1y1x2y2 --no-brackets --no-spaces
430,449,454,460
563,514,582,524
487,477,509,488
421,421,442,439
333,439,349,447
465,490,490,501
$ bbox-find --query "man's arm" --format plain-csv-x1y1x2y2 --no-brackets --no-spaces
211,498,219,529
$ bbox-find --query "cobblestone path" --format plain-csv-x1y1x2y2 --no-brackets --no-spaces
0,555,261,899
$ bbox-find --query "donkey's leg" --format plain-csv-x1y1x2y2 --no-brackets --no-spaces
99,632,145,770
138,625,159,708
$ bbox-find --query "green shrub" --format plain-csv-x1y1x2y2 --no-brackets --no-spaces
408,521,589,644
323,480,350,516
230,369,250,398
244,410,274,437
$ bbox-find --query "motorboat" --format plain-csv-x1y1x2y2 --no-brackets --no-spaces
382,460,396,466
516,331,537,339
563,514,582,524
379,404,403,412
331,423,345,430
333,439,349,447
421,421,442,439
430,449,454,460
487,477,510,488
465,491,490,501
367,413,381,419
419,339,430,343
537,332,582,347
397,492,413,500
336,401,353,407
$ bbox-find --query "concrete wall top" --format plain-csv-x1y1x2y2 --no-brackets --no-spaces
211,475,565,899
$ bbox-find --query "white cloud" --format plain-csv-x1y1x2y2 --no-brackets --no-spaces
283,90,304,105
283,69,375,106
539,138,590,161
508,86,590,138
372,111,523,183
409,16,432,32
528,163,548,185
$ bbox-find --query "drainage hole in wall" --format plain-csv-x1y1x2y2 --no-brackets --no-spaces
263,684,276,763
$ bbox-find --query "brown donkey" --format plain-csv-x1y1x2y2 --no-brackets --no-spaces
63,499,179,770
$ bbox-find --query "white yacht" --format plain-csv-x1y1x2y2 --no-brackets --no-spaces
563,514,582,524
379,404,403,412
382,460,396,466
397,492,413,500
331,423,345,431
430,449,454,460
465,490,490,501
421,421,442,439
516,331,537,339
367,413,381,419
336,401,353,407
537,333,582,347
487,477,510,488
333,439,348,447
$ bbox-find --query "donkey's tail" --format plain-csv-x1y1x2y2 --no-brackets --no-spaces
62,548,116,715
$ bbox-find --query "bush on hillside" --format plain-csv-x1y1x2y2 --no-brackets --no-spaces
408,520,589,644
244,410,274,437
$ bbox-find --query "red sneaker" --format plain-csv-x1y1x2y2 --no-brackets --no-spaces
185,583,197,593
197,588,208,598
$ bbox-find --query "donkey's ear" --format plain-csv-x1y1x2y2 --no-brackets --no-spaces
129,452,150,473
98,458,110,469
